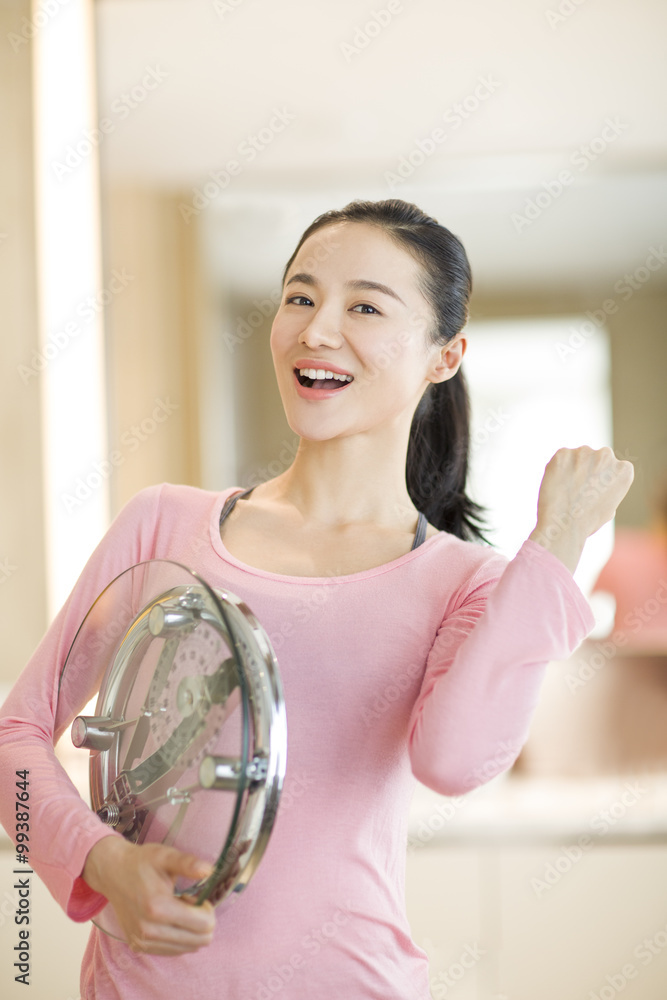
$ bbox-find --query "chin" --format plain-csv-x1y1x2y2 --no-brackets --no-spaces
280,401,349,440
284,417,346,443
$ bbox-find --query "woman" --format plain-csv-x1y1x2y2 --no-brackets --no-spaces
0,199,633,998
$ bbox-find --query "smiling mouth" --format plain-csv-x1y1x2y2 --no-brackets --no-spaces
294,367,354,390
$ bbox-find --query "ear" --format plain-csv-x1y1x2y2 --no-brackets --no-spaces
427,334,467,384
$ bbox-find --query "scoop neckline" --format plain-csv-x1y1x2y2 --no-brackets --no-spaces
209,486,448,584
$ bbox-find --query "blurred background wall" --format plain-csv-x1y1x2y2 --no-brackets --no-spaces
0,0,47,673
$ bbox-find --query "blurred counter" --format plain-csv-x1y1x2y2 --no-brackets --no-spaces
407,770,667,846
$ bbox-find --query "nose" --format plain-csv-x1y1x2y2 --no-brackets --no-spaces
298,306,343,350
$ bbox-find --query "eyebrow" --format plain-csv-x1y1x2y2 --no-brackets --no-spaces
285,272,406,306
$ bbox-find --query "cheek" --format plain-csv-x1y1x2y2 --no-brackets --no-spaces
269,317,282,355
269,318,291,372
362,335,422,389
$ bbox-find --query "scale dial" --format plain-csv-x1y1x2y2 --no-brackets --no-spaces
58,559,287,943
145,620,236,770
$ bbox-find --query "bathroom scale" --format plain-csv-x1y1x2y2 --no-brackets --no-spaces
57,559,287,941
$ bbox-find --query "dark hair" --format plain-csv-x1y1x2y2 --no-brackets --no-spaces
280,198,489,544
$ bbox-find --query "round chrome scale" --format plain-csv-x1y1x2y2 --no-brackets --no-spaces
57,559,287,942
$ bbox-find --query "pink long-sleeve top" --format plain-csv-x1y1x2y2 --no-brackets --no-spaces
0,483,595,999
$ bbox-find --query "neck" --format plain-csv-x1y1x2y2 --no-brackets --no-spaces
257,419,419,530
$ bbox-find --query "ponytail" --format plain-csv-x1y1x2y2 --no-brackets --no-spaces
407,369,489,542
281,198,490,544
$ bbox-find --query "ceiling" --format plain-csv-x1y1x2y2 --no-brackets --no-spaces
94,0,667,295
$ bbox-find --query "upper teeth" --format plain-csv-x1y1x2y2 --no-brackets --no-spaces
299,368,352,382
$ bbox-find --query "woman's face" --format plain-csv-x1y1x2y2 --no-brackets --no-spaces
270,221,464,443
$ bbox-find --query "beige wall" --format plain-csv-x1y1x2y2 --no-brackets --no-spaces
223,297,295,489
607,292,667,527
101,185,203,518
0,0,47,685
406,839,667,1000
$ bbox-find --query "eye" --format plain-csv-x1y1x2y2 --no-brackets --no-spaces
286,295,313,306
351,303,380,315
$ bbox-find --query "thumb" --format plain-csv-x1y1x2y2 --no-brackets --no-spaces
159,847,215,883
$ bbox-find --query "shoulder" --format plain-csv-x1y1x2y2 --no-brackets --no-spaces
446,534,509,587
430,529,508,571
109,482,241,551
418,530,509,606
115,482,239,522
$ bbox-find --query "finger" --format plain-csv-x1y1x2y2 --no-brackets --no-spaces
124,916,215,957
160,848,215,883
179,892,216,914
155,909,215,942
151,893,216,935
129,902,216,953
128,925,213,955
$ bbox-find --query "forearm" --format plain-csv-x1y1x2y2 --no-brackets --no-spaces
0,721,119,919
408,539,595,795
528,521,587,575
81,834,131,896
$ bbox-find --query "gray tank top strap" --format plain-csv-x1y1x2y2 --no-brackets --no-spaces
219,486,255,527
411,511,428,550
220,488,429,549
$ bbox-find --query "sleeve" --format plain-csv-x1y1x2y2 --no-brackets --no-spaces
0,484,164,921
407,537,596,796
